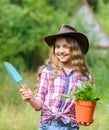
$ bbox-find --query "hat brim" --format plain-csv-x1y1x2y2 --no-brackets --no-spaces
44,32,89,54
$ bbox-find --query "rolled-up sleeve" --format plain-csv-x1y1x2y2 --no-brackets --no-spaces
36,67,51,105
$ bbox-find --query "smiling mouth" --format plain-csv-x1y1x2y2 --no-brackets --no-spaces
58,55,67,59
58,54,67,57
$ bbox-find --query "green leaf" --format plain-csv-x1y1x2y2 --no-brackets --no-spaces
61,81,107,101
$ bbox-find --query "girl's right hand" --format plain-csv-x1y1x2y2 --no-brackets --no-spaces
19,84,34,102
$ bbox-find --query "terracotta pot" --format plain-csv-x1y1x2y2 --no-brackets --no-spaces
74,100,96,123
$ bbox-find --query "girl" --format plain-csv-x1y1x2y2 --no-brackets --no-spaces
19,24,93,130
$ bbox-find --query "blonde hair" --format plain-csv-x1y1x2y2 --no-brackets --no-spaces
35,36,90,92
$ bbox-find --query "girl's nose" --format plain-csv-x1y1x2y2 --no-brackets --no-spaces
59,47,64,53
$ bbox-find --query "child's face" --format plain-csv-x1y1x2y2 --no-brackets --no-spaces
54,37,72,64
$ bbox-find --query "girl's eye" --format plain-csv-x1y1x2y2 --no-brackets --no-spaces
64,45,70,48
55,45,60,48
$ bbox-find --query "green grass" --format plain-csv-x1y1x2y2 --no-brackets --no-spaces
0,104,40,130
0,70,41,130
0,102,109,130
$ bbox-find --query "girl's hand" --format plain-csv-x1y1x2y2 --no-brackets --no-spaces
19,85,42,110
19,84,34,102
78,120,93,126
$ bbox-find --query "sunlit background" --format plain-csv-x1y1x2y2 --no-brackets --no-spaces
0,0,109,130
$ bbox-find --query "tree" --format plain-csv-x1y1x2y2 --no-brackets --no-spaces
0,0,79,70
0,0,55,70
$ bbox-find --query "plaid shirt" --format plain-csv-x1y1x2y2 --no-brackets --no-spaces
36,66,90,124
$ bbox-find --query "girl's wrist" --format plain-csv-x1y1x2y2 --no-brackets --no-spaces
29,95,35,103
29,95,42,110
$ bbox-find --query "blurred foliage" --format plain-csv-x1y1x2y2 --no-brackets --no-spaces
88,0,99,12
0,0,109,71
0,0,79,70
86,46,109,95
96,0,109,34
87,0,109,12
0,1,109,130
0,0,53,70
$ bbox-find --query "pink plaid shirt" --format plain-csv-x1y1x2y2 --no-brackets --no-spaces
36,66,90,124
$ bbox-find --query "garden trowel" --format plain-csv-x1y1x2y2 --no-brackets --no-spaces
4,62,23,86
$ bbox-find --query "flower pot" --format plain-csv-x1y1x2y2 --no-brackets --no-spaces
74,100,96,123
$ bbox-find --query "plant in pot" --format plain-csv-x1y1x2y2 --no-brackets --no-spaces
61,81,101,123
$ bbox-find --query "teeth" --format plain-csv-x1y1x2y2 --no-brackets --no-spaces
59,55,65,56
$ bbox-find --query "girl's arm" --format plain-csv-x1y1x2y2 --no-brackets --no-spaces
19,66,51,110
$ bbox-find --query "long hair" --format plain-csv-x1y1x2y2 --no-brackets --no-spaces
35,36,91,92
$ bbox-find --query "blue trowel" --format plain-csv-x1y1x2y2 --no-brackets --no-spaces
4,62,23,86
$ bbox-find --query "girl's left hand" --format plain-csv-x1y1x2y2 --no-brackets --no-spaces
78,121,93,126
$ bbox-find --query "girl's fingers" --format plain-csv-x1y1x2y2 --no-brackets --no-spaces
19,85,30,93
78,121,91,126
19,85,33,101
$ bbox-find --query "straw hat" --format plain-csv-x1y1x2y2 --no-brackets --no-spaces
44,24,89,54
